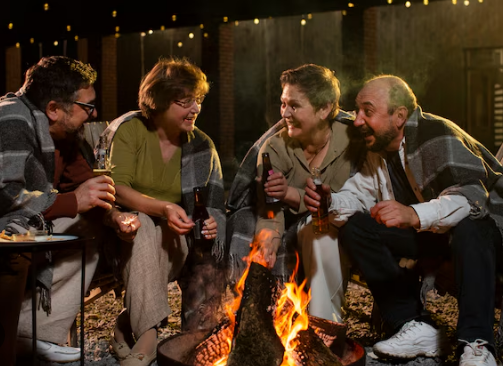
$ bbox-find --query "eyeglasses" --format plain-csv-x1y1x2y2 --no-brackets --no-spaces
74,101,96,115
173,95,205,108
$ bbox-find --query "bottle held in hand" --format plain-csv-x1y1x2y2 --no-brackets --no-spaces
192,186,210,243
93,135,111,176
262,152,280,204
311,167,329,234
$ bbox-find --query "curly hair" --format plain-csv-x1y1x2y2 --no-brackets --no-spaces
280,64,341,120
22,56,97,112
138,57,210,119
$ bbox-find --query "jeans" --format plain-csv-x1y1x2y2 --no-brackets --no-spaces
340,212,502,346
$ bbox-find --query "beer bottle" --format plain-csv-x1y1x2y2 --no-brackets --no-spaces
262,152,280,204
311,167,329,234
192,186,210,242
93,135,111,176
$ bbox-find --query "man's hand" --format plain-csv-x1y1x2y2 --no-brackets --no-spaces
304,177,331,213
74,175,116,213
163,203,194,235
108,210,141,242
370,200,420,228
264,171,288,201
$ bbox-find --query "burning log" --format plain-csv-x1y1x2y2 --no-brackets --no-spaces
226,262,285,366
293,325,344,366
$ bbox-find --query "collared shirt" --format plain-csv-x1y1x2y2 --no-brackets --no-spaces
330,138,470,233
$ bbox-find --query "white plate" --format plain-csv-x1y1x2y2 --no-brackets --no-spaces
34,235,79,242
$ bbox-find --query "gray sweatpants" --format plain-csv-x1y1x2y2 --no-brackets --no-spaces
121,212,188,339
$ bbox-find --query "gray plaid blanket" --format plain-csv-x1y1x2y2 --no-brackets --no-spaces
101,111,226,260
226,110,363,284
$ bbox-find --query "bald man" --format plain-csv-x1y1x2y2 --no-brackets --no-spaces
304,75,503,366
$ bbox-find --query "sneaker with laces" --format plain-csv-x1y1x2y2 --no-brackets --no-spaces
459,339,496,366
373,320,444,359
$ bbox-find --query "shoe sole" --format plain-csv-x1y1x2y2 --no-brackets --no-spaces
373,348,441,360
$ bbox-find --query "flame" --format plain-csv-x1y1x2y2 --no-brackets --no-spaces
267,210,275,219
213,233,311,366
274,252,311,366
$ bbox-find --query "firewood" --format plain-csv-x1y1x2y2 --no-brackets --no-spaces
226,262,285,366
293,325,344,366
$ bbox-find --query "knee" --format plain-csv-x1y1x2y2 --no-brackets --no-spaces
450,216,499,254
339,212,370,249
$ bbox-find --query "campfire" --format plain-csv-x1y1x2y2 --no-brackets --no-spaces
157,231,365,366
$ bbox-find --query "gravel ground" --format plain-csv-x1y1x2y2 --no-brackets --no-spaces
17,282,501,366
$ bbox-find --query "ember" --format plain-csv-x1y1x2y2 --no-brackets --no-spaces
157,231,365,366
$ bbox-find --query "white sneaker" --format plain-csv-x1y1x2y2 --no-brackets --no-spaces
459,339,497,366
373,320,443,359
17,337,81,363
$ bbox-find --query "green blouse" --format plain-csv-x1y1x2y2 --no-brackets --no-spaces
110,117,182,204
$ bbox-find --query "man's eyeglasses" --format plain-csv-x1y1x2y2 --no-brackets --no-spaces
74,101,96,115
173,95,205,108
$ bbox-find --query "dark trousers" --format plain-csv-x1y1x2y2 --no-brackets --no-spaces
340,212,502,346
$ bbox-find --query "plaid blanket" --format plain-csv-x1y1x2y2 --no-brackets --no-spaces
404,107,503,353
0,91,57,313
101,111,226,260
226,110,362,284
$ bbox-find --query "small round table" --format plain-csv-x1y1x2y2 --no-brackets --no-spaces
0,234,91,366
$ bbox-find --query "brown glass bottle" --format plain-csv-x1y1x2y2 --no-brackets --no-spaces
262,152,280,204
311,167,329,234
192,186,210,242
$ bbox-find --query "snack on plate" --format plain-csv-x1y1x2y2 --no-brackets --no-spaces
0,230,35,242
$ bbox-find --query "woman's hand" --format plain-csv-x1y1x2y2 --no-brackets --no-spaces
106,209,141,242
200,215,218,240
264,171,288,201
163,203,194,235
255,228,281,269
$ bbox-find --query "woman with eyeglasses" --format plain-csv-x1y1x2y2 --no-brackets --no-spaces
101,57,226,366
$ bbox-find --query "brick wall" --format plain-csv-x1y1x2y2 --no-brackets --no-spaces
5,46,21,92
218,24,235,163
100,35,117,122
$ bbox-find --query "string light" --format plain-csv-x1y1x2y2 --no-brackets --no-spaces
115,26,120,32
307,13,313,19
177,41,183,47
30,38,34,43
66,25,71,32
234,20,239,26
452,0,457,4
148,29,153,34
140,32,146,37
8,23,13,30
254,18,259,24
405,1,411,7
223,16,228,22
301,19,307,25
387,0,393,3
112,10,117,17
464,0,469,5
172,15,177,21
199,24,204,29
342,10,347,15
160,25,165,30
115,33,120,38
74,35,79,41
189,32,194,38
204,32,209,38
348,3,355,7
53,41,58,46
424,0,429,4
44,3,49,11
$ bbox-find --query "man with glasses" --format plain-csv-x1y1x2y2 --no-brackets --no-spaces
0,56,140,364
